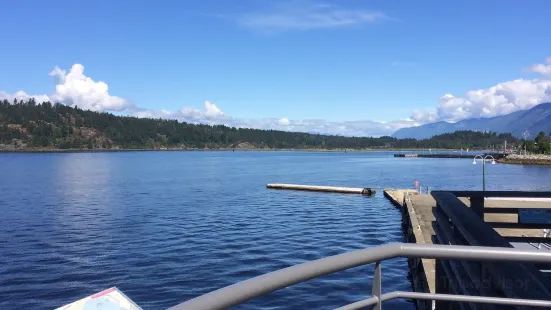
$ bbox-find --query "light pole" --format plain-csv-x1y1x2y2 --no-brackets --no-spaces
473,155,495,191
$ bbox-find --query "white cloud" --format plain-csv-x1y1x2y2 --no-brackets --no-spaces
0,90,50,105
259,118,416,137
133,101,228,125
412,79,551,123
49,64,129,111
3,64,417,137
0,64,130,112
411,57,551,123
236,1,389,32
131,102,415,137
48,66,67,82
0,63,434,137
204,100,225,118
278,118,291,126
527,57,551,76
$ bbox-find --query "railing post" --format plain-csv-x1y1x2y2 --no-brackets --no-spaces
435,259,451,309
372,261,382,310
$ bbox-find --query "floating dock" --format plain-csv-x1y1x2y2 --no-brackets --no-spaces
266,183,376,195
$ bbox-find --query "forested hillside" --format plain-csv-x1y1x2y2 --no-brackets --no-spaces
0,99,519,150
392,131,519,150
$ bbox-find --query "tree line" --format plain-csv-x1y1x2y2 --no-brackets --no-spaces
521,132,551,154
0,98,532,151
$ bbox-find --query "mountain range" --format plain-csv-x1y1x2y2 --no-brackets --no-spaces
392,102,551,139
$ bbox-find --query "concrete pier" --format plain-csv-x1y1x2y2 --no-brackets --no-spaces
383,189,418,207
384,189,435,310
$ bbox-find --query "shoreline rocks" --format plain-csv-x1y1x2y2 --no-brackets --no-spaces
498,154,551,165
0,139,27,151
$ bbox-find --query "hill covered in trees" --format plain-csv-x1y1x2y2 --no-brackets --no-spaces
0,99,519,151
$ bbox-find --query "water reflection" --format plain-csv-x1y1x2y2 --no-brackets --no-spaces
55,153,114,231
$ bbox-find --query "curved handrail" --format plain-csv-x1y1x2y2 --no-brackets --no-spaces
169,243,551,310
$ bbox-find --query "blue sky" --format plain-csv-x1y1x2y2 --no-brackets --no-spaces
1,0,551,136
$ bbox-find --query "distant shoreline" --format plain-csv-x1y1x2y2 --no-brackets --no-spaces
0,147,475,153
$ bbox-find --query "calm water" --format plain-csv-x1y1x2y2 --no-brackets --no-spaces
1,151,550,309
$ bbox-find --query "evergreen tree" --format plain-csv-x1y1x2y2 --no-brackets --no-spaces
535,132,550,154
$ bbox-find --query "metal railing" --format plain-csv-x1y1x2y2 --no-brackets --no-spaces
431,191,551,303
448,190,551,219
169,243,551,310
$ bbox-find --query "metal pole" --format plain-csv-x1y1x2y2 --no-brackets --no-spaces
473,155,485,191
482,159,486,191
372,261,382,310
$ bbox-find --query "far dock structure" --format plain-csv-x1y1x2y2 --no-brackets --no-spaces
394,152,507,159
266,183,376,195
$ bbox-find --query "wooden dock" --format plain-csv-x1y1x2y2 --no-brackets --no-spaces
383,189,551,310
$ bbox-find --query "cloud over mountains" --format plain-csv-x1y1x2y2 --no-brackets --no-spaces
410,58,551,123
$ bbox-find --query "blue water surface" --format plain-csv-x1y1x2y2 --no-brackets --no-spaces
1,151,550,309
